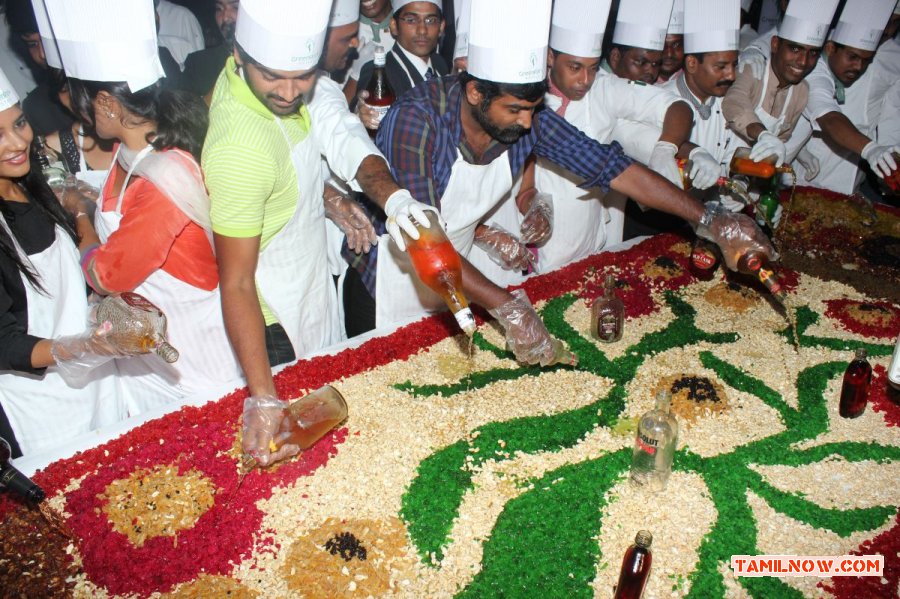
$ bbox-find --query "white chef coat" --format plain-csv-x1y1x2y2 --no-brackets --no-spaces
156,0,204,68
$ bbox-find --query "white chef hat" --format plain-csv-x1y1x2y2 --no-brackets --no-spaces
467,0,551,84
236,0,331,71
613,0,675,51
683,0,740,54
0,68,20,112
30,0,62,70
831,0,895,52
453,0,472,59
392,0,443,12
550,0,613,58
668,0,685,35
330,0,360,28
779,0,840,47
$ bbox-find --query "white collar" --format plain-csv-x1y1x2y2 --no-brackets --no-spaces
395,43,432,78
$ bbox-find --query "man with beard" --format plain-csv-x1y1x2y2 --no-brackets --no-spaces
606,0,674,84
657,0,686,84
343,0,775,342
181,0,238,101
791,0,899,194
722,0,838,167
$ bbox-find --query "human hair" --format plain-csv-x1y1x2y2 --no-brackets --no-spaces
4,0,37,35
457,71,547,111
66,78,209,161
0,154,78,294
392,5,443,20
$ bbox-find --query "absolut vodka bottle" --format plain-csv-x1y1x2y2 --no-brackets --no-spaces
630,390,678,492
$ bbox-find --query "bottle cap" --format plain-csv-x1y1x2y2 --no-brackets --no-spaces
855,347,867,360
454,308,477,337
635,530,653,547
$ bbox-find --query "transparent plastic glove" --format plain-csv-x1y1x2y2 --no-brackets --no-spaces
50,320,146,386
738,48,766,79
241,395,300,468
324,190,378,254
860,141,900,178
795,146,820,181
519,191,553,245
384,189,440,251
488,289,577,367
688,147,721,190
648,141,682,187
695,201,778,271
749,131,786,166
356,90,382,131
474,225,534,271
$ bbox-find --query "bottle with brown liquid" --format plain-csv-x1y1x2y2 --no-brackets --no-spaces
734,250,787,304
729,147,793,179
590,273,624,342
676,158,726,191
1,437,45,503
884,153,900,193
839,348,872,418
613,530,653,599
402,211,477,336
94,292,179,362
363,45,395,138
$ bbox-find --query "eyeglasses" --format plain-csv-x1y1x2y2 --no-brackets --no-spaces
397,14,441,27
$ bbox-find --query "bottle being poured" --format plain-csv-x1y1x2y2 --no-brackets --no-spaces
94,292,179,363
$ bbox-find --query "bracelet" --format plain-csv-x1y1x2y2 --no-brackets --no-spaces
75,212,88,219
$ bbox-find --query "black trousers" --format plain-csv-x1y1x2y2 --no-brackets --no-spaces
343,266,377,338
264,322,296,367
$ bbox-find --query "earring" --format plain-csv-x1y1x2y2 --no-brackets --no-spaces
106,111,117,119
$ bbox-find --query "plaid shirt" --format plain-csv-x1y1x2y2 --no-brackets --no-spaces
342,76,634,297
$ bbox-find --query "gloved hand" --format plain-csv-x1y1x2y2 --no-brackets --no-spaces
241,395,300,468
738,48,766,79
488,289,577,367
384,189,440,251
356,90,387,131
50,320,148,385
695,201,778,271
688,147,721,190
795,146,820,181
474,225,534,271
323,188,378,254
648,141,682,188
749,131,787,166
519,191,553,245
860,141,900,178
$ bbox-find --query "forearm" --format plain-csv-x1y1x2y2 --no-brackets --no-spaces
460,256,514,311
817,111,871,156
75,213,100,252
609,163,704,224
220,283,275,397
659,101,693,150
745,122,766,143
30,339,55,369
355,155,401,209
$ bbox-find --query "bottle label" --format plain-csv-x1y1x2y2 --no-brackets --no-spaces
691,246,717,270
368,104,390,129
598,313,619,341
637,431,658,455
454,308,476,334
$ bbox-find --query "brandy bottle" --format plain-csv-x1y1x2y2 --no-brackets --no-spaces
590,273,624,342
1,437,45,503
613,530,653,599
403,211,477,336
630,390,678,492
676,158,726,191
729,147,793,179
364,45,395,136
94,292,179,363
734,250,787,305
839,348,872,418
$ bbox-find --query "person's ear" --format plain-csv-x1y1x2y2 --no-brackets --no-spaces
684,54,698,74
464,80,483,107
609,47,621,70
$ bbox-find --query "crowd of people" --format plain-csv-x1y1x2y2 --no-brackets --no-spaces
0,0,897,466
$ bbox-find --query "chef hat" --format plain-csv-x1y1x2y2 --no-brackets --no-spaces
30,0,62,69
467,0,551,84
831,0,895,51
392,0,442,12
740,0,753,12
0,68,20,112
44,0,164,92
330,0,359,28
550,0,613,57
236,0,331,71
668,0,685,35
453,0,472,59
613,0,675,51
779,0,839,47
683,0,740,53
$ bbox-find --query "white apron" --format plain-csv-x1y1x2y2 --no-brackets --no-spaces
755,65,794,138
254,120,343,357
374,149,513,328
464,173,528,288
94,147,242,415
73,127,110,192
0,215,124,456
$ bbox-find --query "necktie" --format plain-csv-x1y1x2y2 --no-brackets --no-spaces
425,67,436,80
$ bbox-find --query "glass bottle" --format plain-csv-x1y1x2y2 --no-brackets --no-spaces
94,292,180,362
613,530,653,599
690,237,719,274
363,45,395,137
591,273,624,342
402,210,477,336
32,134,68,187
1,437,45,503
884,153,900,193
755,175,780,230
729,147,793,179
839,348,872,418
734,250,787,305
630,390,678,492
675,158,726,191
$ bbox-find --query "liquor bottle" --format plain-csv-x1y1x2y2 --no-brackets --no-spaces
839,348,872,418
363,45,395,137
32,135,68,188
94,292,179,363
675,158,727,191
403,210,477,336
591,273,624,342
630,390,678,492
890,334,900,389
242,385,348,469
729,147,793,179
613,530,653,599
1,437,45,503
734,249,787,304
755,176,780,231
690,237,719,274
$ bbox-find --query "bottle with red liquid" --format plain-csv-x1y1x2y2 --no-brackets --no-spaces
884,153,900,194
613,530,653,599
403,211,477,336
363,45,395,138
839,348,872,418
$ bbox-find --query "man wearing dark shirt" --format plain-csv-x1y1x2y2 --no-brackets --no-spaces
181,0,238,100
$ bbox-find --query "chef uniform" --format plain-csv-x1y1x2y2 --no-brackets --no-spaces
793,0,896,194
609,0,675,76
